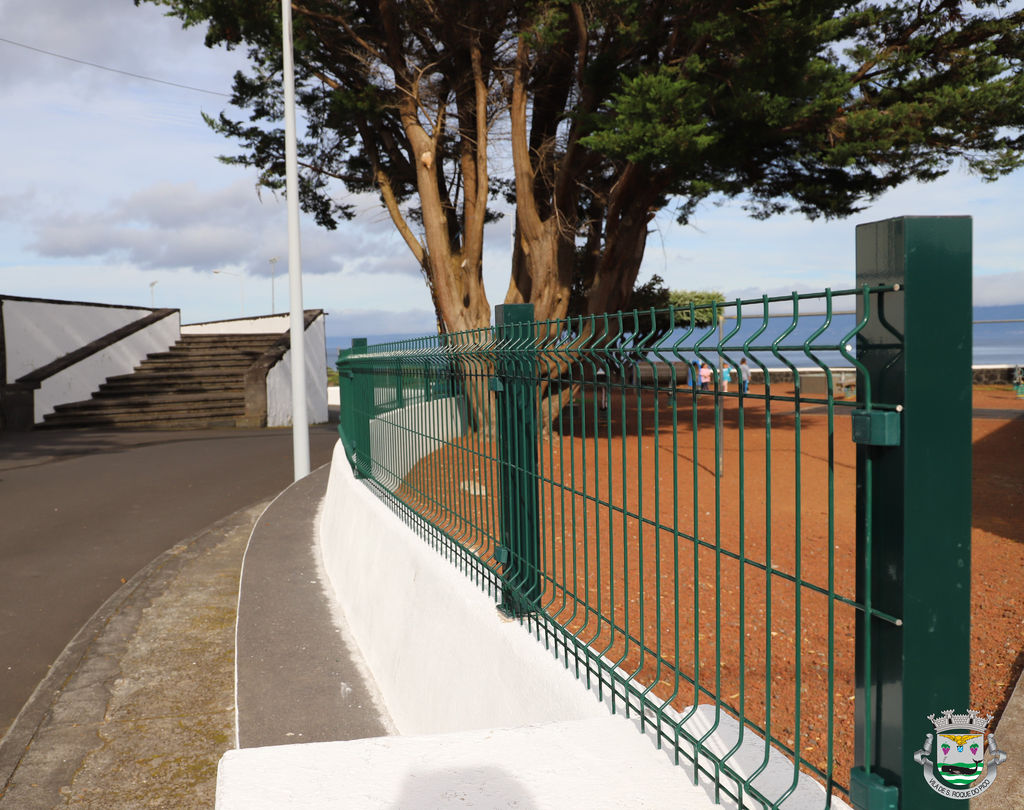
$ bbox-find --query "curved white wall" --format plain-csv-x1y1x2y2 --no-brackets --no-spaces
33,313,181,421
266,314,328,426
318,440,607,735
3,300,149,383
368,396,468,492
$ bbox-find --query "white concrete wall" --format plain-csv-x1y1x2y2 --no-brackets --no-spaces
318,441,608,735
266,314,328,427
33,313,180,421
3,299,149,383
182,315,290,335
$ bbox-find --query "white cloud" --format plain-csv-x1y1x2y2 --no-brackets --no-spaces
0,0,238,94
974,271,1024,307
22,180,407,282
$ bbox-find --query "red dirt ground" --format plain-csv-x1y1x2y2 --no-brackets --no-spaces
396,383,1024,797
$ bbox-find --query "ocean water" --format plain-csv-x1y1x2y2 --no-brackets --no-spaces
327,304,1024,369
973,304,1024,366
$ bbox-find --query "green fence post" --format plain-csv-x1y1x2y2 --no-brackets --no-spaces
395,359,405,409
851,217,972,809
348,337,372,479
493,303,540,617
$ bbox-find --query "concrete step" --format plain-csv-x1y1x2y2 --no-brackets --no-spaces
52,393,244,414
44,407,244,427
105,368,248,383
138,354,256,366
143,349,267,362
180,332,280,340
43,397,244,419
179,335,280,349
96,380,244,396
38,331,285,431
134,360,253,373
39,412,241,430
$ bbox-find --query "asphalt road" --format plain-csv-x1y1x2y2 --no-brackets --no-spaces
0,422,341,739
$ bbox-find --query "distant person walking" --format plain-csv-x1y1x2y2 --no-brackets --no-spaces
699,362,712,390
721,364,732,393
740,358,750,394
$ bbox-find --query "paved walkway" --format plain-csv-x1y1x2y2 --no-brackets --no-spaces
234,464,391,748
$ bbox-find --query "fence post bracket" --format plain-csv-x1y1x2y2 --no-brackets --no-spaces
849,767,899,810
851,409,901,446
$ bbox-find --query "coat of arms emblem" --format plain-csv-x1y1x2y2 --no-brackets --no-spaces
913,708,1008,799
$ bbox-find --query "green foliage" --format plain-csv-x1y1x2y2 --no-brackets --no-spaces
627,274,671,312
581,66,718,167
667,291,727,328
139,0,1024,319
140,0,510,234
578,0,1024,223
620,276,724,340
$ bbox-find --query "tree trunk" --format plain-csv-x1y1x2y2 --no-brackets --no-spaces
505,218,575,324
505,37,578,325
585,165,660,316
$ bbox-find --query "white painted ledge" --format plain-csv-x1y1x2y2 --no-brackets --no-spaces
216,716,723,810
182,315,290,335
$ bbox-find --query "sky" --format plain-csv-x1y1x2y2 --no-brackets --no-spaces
1,0,1022,342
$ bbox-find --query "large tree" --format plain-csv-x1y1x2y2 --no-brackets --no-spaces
142,0,1024,332
511,0,1024,322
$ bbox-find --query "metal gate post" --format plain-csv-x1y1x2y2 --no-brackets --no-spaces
492,303,540,616
852,217,972,809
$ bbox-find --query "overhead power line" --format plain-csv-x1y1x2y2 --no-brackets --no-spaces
0,35,232,98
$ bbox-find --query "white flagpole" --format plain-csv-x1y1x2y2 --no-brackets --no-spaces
281,0,310,480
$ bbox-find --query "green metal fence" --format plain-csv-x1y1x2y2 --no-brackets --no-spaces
336,217,973,809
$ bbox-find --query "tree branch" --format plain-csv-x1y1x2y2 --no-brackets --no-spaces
376,168,426,265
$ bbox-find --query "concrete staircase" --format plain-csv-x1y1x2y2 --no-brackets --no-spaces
40,334,282,430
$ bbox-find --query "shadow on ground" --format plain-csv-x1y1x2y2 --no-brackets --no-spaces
973,417,1024,543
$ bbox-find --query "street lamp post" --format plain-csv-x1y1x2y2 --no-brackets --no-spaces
149,280,158,308
281,0,310,480
269,257,278,313
213,270,244,317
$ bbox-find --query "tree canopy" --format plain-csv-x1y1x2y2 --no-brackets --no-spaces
619,275,724,344
140,0,1024,334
